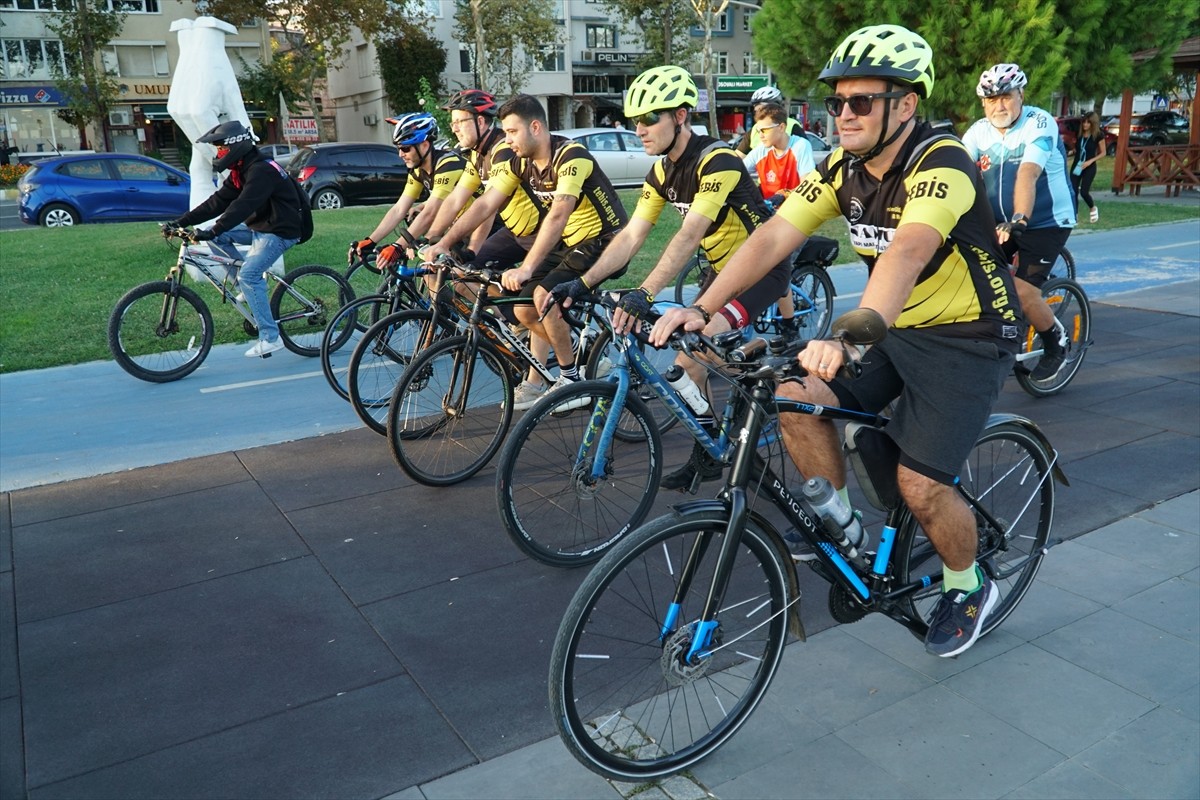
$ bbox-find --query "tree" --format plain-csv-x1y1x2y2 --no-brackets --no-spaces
237,44,308,116
376,21,447,117
690,0,728,135
452,0,562,97
600,0,697,66
44,0,126,151
203,0,420,141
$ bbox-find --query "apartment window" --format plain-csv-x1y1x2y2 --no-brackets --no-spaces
713,51,728,75
356,43,371,78
0,39,67,79
743,53,766,75
459,43,475,74
743,7,757,32
422,0,442,17
108,0,160,12
533,45,564,73
586,25,616,49
690,8,733,36
0,0,59,10
102,43,169,77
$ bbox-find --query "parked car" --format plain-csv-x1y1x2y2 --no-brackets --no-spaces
259,143,299,167
801,130,831,163
287,142,409,210
16,153,190,228
1104,110,1191,147
1057,115,1117,154
555,128,659,188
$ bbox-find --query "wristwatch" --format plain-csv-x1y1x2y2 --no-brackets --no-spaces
1010,213,1028,224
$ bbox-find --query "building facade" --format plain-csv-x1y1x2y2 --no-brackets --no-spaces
0,0,271,162
328,0,778,145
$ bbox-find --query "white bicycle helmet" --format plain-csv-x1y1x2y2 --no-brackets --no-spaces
977,63,1028,98
750,85,784,105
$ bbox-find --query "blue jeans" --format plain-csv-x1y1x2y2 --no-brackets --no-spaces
213,227,299,341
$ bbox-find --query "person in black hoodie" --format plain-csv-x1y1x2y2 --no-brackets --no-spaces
172,120,304,358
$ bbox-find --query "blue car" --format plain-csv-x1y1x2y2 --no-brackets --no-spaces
17,153,191,227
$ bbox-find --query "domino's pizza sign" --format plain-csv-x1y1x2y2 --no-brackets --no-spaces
0,86,66,106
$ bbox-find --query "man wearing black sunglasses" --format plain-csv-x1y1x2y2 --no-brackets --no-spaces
650,25,1024,660
542,64,791,491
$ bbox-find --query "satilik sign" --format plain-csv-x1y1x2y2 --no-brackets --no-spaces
284,117,319,143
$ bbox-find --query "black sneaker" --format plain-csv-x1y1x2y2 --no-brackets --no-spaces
1029,327,1068,381
659,441,723,492
782,528,818,562
924,572,999,658
778,318,800,341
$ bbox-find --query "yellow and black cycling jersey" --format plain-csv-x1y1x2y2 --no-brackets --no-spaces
401,146,467,202
777,123,1022,343
454,129,538,235
489,135,627,247
633,134,771,271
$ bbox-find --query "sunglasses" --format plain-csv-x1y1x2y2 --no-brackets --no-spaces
755,123,781,133
630,110,667,127
823,91,908,117
398,144,417,153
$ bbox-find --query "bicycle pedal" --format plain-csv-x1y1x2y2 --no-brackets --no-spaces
686,470,704,494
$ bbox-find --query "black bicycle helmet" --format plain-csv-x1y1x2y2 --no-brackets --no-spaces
197,120,256,171
442,89,498,118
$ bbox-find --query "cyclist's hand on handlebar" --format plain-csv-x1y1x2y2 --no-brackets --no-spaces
500,265,533,292
995,217,1027,245
612,287,654,334
354,237,376,259
542,277,590,314
799,339,845,381
422,239,451,264
648,305,706,348
191,228,215,242
377,243,405,270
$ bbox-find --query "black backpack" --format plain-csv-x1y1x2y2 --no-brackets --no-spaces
290,174,314,244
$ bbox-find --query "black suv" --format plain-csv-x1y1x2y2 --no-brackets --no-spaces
1104,111,1191,147
288,142,408,210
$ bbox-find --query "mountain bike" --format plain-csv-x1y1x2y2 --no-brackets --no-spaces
1014,275,1092,397
108,225,355,383
384,260,611,487
548,309,1066,782
672,235,839,341
496,294,781,568
320,246,435,403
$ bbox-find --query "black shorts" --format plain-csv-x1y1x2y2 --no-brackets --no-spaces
827,328,1014,484
1001,226,1071,288
474,227,536,270
699,258,791,329
518,234,624,301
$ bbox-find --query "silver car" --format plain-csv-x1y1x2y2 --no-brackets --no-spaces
555,127,659,188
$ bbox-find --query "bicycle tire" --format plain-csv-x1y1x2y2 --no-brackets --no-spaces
345,256,386,301
320,293,391,402
584,328,679,438
496,380,664,567
549,508,791,782
271,265,355,357
790,264,835,340
386,334,515,486
1054,246,1076,282
671,254,707,307
108,280,214,383
348,308,451,435
894,421,1055,638
1015,277,1091,398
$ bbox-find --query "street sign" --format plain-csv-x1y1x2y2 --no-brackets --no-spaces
1153,96,1168,110
717,75,769,93
284,117,318,143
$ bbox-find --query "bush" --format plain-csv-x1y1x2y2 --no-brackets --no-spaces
0,163,30,186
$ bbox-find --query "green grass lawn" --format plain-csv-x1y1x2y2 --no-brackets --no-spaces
1,179,1195,374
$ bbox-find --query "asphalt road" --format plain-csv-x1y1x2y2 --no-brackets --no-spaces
0,220,1197,492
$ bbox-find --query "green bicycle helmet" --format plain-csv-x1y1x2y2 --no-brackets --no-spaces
818,24,935,98
625,65,699,116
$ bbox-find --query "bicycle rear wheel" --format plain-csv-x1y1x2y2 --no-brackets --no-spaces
348,308,450,435
671,254,707,307
386,334,514,486
108,280,213,383
320,294,390,402
1053,247,1076,281
1016,277,1091,398
894,421,1055,638
790,264,835,340
585,329,678,438
496,380,664,567
272,265,355,357
550,509,792,782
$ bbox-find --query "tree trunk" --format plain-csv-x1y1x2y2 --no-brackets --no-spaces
471,0,488,90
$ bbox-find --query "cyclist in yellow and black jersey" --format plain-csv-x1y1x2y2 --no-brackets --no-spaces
653,25,1024,660
426,93,628,410
355,113,466,262
543,64,791,490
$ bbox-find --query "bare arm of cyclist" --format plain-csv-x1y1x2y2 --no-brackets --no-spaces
501,194,578,291
998,162,1041,245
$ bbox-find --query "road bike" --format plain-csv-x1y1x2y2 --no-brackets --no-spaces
320,246,436,403
108,225,355,383
384,260,614,486
548,309,1066,782
496,294,783,568
672,236,839,342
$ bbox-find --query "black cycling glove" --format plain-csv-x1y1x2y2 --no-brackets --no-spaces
996,216,1028,238
549,277,591,307
191,228,215,242
617,287,654,319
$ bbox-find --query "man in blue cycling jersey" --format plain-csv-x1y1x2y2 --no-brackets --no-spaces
961,64,1076,381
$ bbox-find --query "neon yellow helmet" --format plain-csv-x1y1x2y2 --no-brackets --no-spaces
625,66,699,117
819,24,935,98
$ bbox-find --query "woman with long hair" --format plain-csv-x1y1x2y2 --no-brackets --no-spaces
1071,112,1107,222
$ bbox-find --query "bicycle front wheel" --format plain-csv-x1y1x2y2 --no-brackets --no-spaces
550,509,792,782
1016,277,1091,398
271,265,355,357
108,281,213,383
895,421,1055,638
496,380,664,567
790,264,835,340
348,308,452,435
320,294,389,402
386,335,514,486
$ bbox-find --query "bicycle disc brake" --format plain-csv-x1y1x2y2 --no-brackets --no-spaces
660,623,717,687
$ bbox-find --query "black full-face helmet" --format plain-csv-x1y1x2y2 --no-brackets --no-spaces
197,120,256,171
